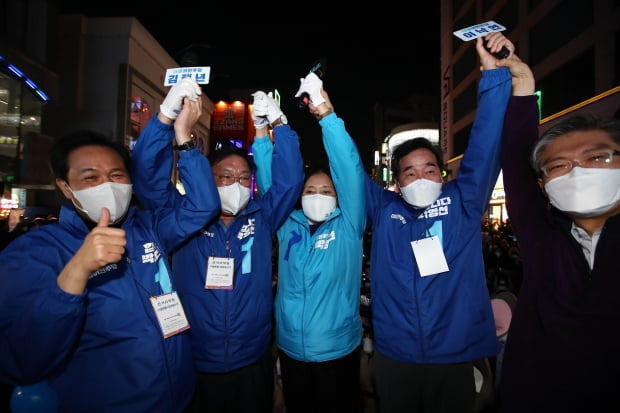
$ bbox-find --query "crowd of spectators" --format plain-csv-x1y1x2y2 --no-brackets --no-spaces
482,219,522,297
0,208,58,251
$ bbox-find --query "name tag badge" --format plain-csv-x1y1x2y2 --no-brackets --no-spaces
205,256,234,289
453,20,506,41
411,236,449,277
149,292,190,338
164,66,211,86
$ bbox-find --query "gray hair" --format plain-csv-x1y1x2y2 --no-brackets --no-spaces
531,114,620,176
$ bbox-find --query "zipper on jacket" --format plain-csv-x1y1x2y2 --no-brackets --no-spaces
299,237,314,360
411,222,427,359
299,229,319,360
223,237,231,367
412,271,427,358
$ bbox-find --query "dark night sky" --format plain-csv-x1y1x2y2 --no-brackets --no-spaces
58,2,441,167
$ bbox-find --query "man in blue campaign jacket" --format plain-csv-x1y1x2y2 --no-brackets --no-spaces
132,90,304,412
365,34,513,413
252,83,366,412
0,82,220,413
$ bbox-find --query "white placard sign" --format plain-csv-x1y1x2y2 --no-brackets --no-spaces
453,21,506,41
164,66,211,86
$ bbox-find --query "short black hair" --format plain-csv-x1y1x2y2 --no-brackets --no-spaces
390,137,444,178
304,162,332,185
49,130,131,181
207,146,256,173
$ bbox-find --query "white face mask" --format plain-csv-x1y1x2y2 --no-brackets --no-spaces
67,181,133,224
217,182,250,215
399,178,442,208
544,167,620,217
301,194,337,223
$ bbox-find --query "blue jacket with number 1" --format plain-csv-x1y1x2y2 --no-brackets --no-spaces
366,67,511,364
132,122,304,373
0,116,220,412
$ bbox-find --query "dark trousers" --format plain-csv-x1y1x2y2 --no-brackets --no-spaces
1,382,11,413
278,347,361,413
189,347,274,413
373,350,475,413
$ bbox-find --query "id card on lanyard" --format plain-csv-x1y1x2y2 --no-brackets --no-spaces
150,292,190,338
411,235,449,277
205,256,234,289
148,256,190,338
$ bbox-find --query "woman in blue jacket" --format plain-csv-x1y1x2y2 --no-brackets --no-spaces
253,75,366,412
0,83,221,413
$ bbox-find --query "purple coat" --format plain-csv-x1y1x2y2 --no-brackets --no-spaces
499,96,620,412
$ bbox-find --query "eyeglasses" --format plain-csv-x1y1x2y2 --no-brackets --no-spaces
540,149,619,179
216,174,252,186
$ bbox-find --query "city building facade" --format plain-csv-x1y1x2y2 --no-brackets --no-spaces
439,0,620,221
0,3,216,216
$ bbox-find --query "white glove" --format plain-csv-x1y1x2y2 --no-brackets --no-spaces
294,72,325,107
252,91,285,127
251,91,269,129
264,92,284,125
160,78,202,119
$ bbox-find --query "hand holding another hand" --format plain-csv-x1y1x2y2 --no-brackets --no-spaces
252,91,286,128
477,32,514,71
174,97,203,146
160,78,202,120
502,54,536,96
308,89,334,120
478,33,535,96
251,91,270,129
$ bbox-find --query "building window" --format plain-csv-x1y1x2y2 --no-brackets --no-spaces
128,96,151,151
453,81,477,124
453,7,476,54
529,1,593,66
453,45,477,87
0,72,43,187
537,48,594,118
453,124,472,158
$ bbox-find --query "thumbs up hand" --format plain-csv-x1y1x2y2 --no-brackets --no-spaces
58,208,127,294
88,207,127,267
97,206,111,227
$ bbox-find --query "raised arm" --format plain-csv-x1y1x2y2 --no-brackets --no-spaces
455,33,513,214
250,91,274,196
499,54,544,234
131,78,202,209
251,134,273,196
153,97,221,251
131,78,220,250
299,75,366,235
